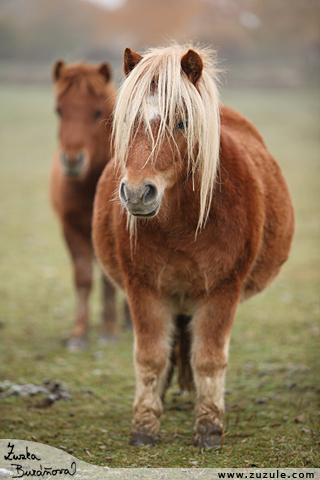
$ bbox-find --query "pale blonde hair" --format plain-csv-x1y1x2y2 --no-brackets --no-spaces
112,43,220,232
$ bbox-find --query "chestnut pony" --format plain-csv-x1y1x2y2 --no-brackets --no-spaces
50,60,118,351
93,45,294,447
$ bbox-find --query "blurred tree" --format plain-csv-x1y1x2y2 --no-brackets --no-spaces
0,0,319,85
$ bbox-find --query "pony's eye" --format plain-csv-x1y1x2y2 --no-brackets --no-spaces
176,119,188,130
56,108,62,116
94,110,103,120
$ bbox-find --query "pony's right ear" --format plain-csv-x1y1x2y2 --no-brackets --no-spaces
181,49,203,86
53,60,65,82
99,62,112,83
124,48,143,76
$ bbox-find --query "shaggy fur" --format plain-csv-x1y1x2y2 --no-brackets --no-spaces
92,44,294,447
50,60,119,350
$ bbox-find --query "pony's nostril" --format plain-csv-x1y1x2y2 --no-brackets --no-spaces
120,180,158,206
61,151,84,167
119,181,128,203
61,151,68,166
143,183,158,205
76,151,85,165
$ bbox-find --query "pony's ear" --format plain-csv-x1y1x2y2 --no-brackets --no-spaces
124,47,143,76
99,62,112,83
53,60,65,82
181,49,203,86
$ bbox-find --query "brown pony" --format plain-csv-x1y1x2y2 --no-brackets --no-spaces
50,60,118,351
92,44,294,447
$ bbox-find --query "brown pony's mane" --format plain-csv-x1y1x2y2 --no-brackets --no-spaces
112,43,221,231
55,62,108,97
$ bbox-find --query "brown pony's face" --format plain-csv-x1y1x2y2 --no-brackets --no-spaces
53,61,111,178
118,47,203,218
119,118,188,217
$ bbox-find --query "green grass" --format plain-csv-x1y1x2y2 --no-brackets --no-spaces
0,84,319,468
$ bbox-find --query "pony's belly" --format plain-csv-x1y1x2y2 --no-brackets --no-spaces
168,293,198,316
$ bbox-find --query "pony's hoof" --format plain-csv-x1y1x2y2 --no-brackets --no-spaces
193,420,223,448
129,433,157,447
66,336,88,352
98,334,118,344
193,433,222,448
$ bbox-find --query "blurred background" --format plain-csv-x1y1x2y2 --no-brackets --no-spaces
0,0,319,467
0,0,319,86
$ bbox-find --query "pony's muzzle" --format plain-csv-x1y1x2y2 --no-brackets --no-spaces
119,178,161,217
61,150,85,177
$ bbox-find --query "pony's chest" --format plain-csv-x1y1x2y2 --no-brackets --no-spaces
130,228,236,311
156,248,210,311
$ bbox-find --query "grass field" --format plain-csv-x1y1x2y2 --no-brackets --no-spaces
0,83,319,468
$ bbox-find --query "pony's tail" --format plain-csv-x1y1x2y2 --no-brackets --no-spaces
175,315,194,392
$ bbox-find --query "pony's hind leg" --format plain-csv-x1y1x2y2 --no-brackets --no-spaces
124,300,133,330
191,289,239,448
100,274,118,343
175,315,194,392
63,223,93,351
159,315,193,401
127,288,174,446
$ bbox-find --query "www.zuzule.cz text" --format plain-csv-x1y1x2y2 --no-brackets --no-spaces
218,472,314,479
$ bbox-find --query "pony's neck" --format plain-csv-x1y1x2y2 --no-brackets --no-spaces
155,171,205,234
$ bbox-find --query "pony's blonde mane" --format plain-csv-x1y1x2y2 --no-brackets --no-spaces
113,43,220,232
55,63,108,97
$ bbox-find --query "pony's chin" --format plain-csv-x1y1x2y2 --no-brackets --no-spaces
129,207,159,218
62,164,88,179
63,169,83,178
61,156,88,179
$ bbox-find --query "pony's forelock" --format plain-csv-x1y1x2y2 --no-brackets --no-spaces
55,62,108,98
113,43,221,231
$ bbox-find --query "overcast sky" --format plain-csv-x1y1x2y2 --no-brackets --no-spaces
80,0,127,11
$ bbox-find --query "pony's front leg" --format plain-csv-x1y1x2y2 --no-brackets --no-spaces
63,223,93,351
191,290,240,448
100,274,118,343
127,289,173,446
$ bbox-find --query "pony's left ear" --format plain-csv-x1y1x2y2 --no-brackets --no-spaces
99,62,112,83
181,49,203,86
124,47,143,76
53,60,65,82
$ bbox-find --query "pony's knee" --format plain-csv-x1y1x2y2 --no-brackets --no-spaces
74,263,92,291
191,350,228,377
135,347,169,375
